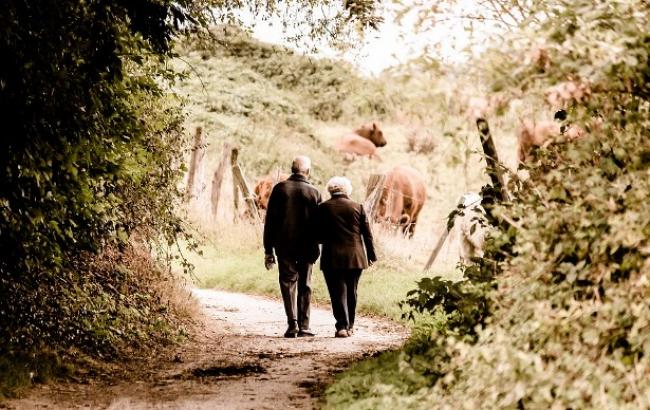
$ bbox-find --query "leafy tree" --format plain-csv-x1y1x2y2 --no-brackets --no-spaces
328,0,650,407
0,0,384,394
0,0,199,354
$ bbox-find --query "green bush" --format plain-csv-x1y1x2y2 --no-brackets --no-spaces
183,26,393,121
325,1,650,408
0,0,195,391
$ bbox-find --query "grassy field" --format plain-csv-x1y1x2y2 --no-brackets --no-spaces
173,29,521,320
182,221,459,320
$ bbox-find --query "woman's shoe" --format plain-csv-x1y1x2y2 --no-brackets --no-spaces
298,329,316,337
335,329,349,338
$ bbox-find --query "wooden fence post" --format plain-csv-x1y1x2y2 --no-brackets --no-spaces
272,168,282,185
424,118,509,271
231,148,240,222
476,118,510,201
363,174,386,220
423,226,451,272
230,147,262,228
210,142,231,220
186,126,206,200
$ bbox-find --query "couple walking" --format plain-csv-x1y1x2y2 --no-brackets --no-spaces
263,155,377,338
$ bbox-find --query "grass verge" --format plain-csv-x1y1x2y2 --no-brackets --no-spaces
182,222,457,321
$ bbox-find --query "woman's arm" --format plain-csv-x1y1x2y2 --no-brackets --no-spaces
360,205,377,263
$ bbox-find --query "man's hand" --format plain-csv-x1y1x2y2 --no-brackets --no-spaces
264,254,276,271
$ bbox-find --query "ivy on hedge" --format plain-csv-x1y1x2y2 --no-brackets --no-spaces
0,0,194,355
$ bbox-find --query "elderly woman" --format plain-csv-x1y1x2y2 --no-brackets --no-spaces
317,176,377,338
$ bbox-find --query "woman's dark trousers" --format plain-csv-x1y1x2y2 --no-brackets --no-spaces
323,268,362,331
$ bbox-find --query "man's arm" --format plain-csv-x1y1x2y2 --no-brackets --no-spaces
360,205,377,264
263,185,281,257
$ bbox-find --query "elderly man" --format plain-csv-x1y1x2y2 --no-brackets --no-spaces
263,156,322,338
317,176,376,338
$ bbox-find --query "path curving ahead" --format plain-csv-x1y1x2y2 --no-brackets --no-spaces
7,289,407,410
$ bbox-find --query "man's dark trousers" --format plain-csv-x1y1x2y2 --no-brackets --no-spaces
323,268,362,331
278,258,312,329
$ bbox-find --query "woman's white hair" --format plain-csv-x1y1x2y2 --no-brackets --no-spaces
327,176,353,196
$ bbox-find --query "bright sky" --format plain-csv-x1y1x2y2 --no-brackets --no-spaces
247,2,500,76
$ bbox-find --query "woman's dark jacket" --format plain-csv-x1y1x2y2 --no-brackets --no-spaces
317,194,377,271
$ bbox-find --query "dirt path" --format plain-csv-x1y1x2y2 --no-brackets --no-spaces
6,289,407,409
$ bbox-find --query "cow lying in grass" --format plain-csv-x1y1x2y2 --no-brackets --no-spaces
335,122,387,160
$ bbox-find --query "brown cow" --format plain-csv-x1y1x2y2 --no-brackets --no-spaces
335,122,387,159
375,165,427,237
253,172,290,212
516,119,585,163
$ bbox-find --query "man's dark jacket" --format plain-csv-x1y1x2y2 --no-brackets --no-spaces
317,194,377,271
263,173,322,263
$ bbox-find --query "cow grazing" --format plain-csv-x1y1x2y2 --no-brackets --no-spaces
335,122,387,159
516,120,560,163
253,172,290,212
375,165,427,237
516,118,584,163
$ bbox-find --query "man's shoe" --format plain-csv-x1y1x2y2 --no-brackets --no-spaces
347,328,354,336
298,329,316,337
335,329,349,338
284,324,299,338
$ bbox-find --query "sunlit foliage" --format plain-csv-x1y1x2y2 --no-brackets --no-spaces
326,0,650,408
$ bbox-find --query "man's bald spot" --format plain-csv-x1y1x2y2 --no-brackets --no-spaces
291,155,311,175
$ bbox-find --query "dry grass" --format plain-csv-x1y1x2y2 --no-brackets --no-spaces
405,130,436,154
172,33,531,322
178,222,455,320
177,107,520,320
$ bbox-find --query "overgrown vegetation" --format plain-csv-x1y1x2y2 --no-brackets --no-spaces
188,27,393,121
173,25,399,188
173,28,475,322
325,1,650,408
0,0,200,395
0,0,387,397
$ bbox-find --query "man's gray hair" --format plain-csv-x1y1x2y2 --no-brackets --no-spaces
327,176,352,196
291,155,311,174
